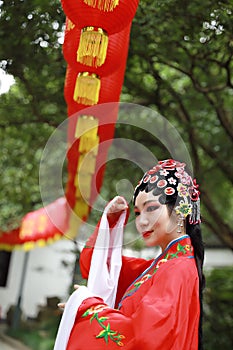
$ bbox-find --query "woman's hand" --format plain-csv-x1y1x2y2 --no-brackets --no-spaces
107,196,128,227
57,284,80,310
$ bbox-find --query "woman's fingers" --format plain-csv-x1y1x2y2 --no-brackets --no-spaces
108,196,128,214
58,302,66,309
107,197,128,226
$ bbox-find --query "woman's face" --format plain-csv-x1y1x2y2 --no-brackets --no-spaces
134,190,180,251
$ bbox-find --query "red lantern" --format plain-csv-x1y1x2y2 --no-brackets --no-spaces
61,0,139,34
63,19,131,75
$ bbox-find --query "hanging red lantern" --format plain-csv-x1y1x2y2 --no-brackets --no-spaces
63,20,131,76
61,0,139,34
63,19,108,69
83,0,119,12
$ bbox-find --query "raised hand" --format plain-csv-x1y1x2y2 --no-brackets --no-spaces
107,196,128,226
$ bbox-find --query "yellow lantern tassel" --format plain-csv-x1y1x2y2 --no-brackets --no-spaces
79,133,99,154
73,198,89,218
73,72,101,106
75,115,99,154
77,27,108,67
83,0,119,11
75,173,93,199
75,115,98,139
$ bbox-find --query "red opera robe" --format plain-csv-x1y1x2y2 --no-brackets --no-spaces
55,210,200,350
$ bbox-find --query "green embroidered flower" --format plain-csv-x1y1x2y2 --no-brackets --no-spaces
177,243,188,254
96,323,125,346
82,305,125,346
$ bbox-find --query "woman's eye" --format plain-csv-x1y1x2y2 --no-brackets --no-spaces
134,211,140,217
146,206,159,212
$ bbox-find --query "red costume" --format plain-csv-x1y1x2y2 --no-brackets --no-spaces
54,159,203,350
64,223,200,349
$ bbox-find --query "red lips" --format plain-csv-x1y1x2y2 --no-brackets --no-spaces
142,231,153,239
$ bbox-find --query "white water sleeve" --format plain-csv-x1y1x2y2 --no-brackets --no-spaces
87,197,127,308
53,198,127,350
53,286,94,350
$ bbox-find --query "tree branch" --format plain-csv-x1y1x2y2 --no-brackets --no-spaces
204,93,233,141
149,65,201,172
201,189,233,249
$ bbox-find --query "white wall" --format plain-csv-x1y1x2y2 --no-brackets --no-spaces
0,239,76,319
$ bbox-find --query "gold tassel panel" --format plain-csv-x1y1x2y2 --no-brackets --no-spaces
83,0,119,11
75,115,99,154
77,27,108,67
75,173,93,200
73,72,101,105
73,198,89,219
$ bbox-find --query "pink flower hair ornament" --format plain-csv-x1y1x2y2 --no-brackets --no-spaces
133,159,201,224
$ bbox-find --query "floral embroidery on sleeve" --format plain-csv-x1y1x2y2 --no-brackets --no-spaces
82,305,125,347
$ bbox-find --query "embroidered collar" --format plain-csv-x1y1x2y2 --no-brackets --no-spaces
118,235,194,309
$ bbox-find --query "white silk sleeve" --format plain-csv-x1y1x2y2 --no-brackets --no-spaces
87,197,126,308
53,286,94,350
53,197,127,350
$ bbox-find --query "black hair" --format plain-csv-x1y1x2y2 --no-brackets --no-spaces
134,181,205,350
186,221,205,350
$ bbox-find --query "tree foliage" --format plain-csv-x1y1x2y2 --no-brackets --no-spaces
0,0,232,248
0,0,66,230
203,266,233,349
120,0,233,247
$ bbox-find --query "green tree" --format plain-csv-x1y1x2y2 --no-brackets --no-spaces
203,266,233,349
121,0,233,247
0,0,232,249
0,0,66,230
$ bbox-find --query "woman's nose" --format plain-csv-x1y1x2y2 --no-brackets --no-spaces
138,213,149,227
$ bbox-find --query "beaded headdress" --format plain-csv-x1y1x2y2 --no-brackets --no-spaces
133,159,201,224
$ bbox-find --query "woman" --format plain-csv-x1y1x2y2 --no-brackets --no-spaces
54,159,205,350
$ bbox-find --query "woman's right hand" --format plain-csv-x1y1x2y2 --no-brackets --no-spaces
107,196,128,227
